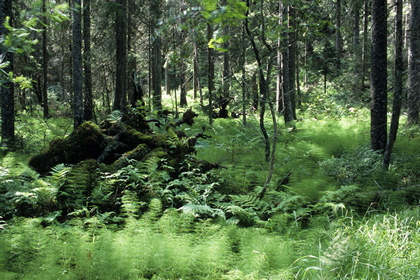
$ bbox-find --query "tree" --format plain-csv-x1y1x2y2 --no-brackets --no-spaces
335,0,342,71
370,0,387,152
1,0,14,145
207,23,214,124
150,0,162,113
42,0,49,118
83,0,93,121
72,0,83,129
281,2,295,124
407,0,420,125
113,0,128,112
383,0,403,170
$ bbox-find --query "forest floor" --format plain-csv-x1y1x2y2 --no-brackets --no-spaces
1,99,420,279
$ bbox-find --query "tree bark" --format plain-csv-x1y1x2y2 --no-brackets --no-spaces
361,0,369,91
42,0,49,118
113,0,128,112
150,0,162,114
370,0,387,152
282,2,294,125
407,0,420,125
83,0,93,121
335,0,342,71
0,0,14,144
383,0,403,170
288,5,297,119
72,0,83,129
207,23,215,125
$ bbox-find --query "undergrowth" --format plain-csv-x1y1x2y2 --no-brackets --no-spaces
1,101,420,279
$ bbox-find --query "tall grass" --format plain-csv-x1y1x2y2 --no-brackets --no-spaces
2,207,419,279
294,208,420,279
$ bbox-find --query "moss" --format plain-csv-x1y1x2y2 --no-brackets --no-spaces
151,134,171,148
29,122,106,174
112,144,151,170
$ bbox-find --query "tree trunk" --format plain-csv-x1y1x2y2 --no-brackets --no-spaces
370,0,387,152
72,0,83,129
192,30,202,103
83,0,93,121
383,0,403,170
288,5,297,119
179,59,187,107
282,2,294,125
42,0,49,118
353,0,362,91
207,23,215,125
152,35,162,113
0,0,14,145
245,0,271,162
335,0,342,71
113,0,127,112
362,0,369,91
241,23,247,125
151,0,162,114
407,0,420,125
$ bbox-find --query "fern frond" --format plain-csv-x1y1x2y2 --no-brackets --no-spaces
121,189,142,219
180,203,214,217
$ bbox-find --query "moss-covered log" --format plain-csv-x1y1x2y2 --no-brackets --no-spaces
29,122,106,173
28,110,206,174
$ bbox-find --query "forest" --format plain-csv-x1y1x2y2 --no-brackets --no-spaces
1,0,420,279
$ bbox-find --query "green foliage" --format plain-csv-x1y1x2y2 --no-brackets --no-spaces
294,209,420,279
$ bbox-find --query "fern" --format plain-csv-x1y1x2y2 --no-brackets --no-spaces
121,189,143,219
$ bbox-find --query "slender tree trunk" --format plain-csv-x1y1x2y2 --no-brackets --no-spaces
353,0,362,91
282,2,294,125
42,0,49,118
83,0,93,121
407,0,420,125
245,0,271,162
336,0,342,71
0,0,14,145
192,30,202,103
113,0,127,112
165,58,170,95
72,0,83,129
179,57,187,107
150,0,162,114
276,0,283,113
362,0,369,91
207,23,215,124
370,0,387,152
288,5,297,119
242,23,247,125
152,35,162,113
383,0,403,170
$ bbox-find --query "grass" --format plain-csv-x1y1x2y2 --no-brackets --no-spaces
1,206,420,279
0,92,419,279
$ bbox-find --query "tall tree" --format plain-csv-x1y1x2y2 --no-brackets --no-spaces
407,0,420,125
335,0,342,71
150,0,162,113
113,0,128,111
207,23,214,124
361,0,369,91
245,0,274,162
42,0,49,118
73,0,83,129
83,0,93,121
0,0,14,145
383,0,403,170
281,2,294,125
370,0,387,152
